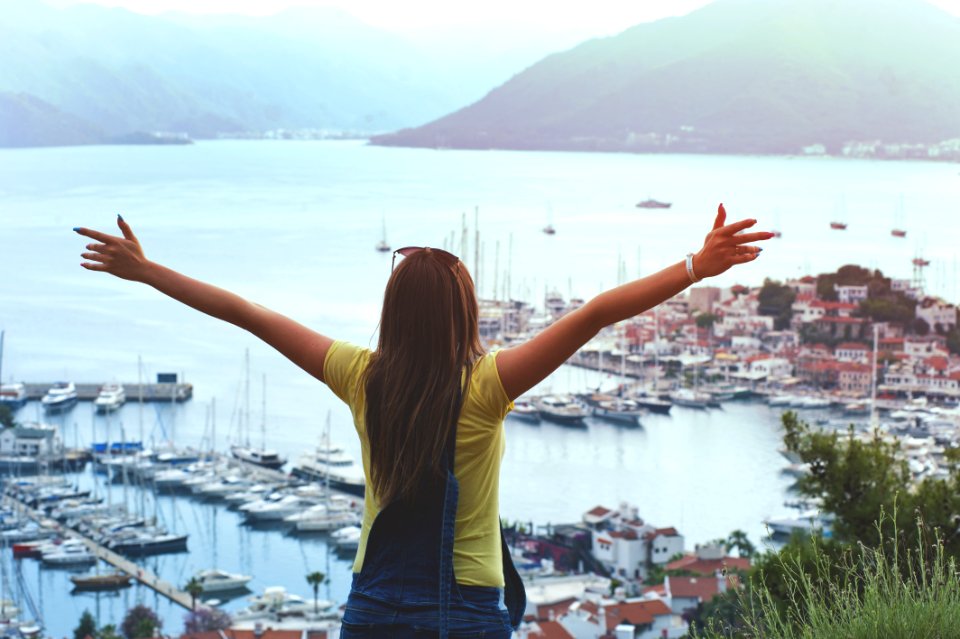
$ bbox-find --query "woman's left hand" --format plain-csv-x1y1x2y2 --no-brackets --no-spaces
694,203,774,279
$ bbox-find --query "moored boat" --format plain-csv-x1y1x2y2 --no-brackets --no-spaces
70,571,132,591
41,382,78,413
509,398,541,423
0,383,28,409
669,388,711,409
194,568,253,593
534,395,588,426
230,445,286,470
94,384,126,413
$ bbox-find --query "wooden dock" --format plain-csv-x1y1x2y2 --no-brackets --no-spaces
3,497,195,609
23,382,192,402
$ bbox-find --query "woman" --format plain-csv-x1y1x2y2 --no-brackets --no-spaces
74,204,771,637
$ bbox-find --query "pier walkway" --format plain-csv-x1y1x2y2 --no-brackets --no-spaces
3,497,195,609
23,382,193,402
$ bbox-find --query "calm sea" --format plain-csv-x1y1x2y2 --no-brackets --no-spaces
1,140,959,636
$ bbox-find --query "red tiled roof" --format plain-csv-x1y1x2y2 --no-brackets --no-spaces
580,601,600,617
924,356,949,371
610,529,639,540
529,621,575,639
181,632,315,639
643,527,679,540
603,599,672,631
836,342,868,351
668,575,739,602
816,316,864,324
811,300,857,310
536,599,576,622
587,506,612,517
665,555,751,576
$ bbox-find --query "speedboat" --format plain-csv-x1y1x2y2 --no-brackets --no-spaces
241,494,311,522
41,382,78,413
94,384,126,413
285,500,360,532
194,568,253,593
763,510,831,537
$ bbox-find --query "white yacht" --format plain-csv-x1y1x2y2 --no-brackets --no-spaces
194,568,253,593
94,384,126,413
285,498,360,532
291,436,366,497
233,586,322,621
331,525,362,551
241,494,312,522
42,541,96,565
0,383,28,409
41,382,78,413
231,445,287,470
534,395,589,426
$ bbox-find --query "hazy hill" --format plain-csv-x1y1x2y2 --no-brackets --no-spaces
0,91,101,147
373,0,960,154
0,1,575,147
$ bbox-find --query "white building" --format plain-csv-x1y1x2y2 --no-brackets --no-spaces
916,299,957,331
0,424,62,456
749,357,793,379
835,284,868,305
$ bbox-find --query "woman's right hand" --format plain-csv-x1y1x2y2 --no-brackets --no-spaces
75,215,151,282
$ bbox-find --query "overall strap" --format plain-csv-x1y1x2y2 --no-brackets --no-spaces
438,383,464,639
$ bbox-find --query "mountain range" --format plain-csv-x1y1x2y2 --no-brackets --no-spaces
373,0,960,155
0,0,576,147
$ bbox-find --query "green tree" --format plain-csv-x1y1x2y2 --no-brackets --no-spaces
306,571,326,613
758,279,797,330
98,625,121,639
184,577,203,610
74,610,97,639
913,317,930,336
696,313,719,330
121,605,161,639
183,608,231,634
0,404,14,429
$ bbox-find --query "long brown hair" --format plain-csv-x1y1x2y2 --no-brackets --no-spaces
364,249,484,506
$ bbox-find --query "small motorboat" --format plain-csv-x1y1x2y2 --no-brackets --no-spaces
891,229,906,238
542,224,556,235
830,222,847,230
331,525,362,552
194,568,253,593
635,199,672,209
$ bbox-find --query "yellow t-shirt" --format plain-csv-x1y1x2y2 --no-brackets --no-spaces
323,340,513,587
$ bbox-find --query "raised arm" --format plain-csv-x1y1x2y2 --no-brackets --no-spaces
496,204,773,400
74,216,333,382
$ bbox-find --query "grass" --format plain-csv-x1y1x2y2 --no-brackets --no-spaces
696,517,960,639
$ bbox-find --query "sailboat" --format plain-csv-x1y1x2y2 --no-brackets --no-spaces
230,353,287,470
375,216,390,252
542,205,556,235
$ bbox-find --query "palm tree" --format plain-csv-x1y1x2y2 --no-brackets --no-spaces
184,577,203,610
306,571,326,613
725,529,756,559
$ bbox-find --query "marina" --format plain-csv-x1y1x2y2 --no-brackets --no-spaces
20,383,193,403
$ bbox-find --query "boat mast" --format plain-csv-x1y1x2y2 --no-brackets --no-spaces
870,324,879,430
244,349,251,448
261,373,266,451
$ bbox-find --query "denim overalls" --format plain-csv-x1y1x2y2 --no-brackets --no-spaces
340,403,525,638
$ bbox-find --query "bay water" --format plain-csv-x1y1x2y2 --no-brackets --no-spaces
1,140,958,636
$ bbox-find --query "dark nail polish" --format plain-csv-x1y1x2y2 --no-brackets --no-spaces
72,227,81,232
118,214,124,222
757,247,763,253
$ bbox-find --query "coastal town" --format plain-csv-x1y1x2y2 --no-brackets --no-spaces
3,262,960,638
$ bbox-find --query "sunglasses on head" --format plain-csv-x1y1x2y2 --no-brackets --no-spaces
391,246,460,271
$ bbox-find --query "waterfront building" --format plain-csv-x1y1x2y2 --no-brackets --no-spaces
0,423,62,456
583,503,685,583
835,342,870,364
